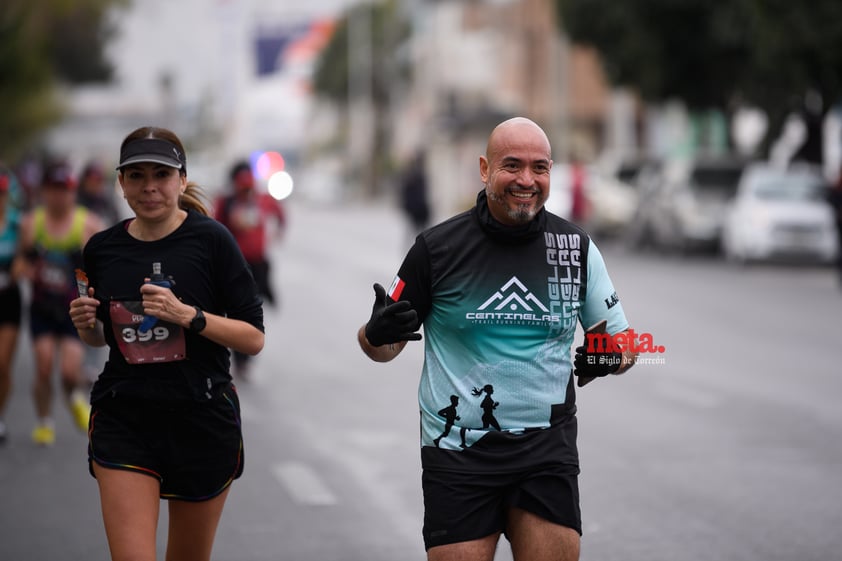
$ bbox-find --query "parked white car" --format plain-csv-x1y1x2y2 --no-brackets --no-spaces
721,164,839,263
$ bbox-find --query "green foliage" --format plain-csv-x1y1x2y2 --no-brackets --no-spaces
737,0,842,113
312,16,350,103
0,2,57,158
312,0,411,104
47,0,125,83
310,0,412,194
556,0,842,116
0,0,127,160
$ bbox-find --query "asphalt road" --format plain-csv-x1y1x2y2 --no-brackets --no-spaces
1,199,840,561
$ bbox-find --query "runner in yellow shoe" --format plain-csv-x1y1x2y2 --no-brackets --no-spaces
12,161,103,445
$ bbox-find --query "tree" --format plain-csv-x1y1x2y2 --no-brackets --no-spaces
48,0,123,83
311,0,411,194
0,0,126,161
556,0,842,159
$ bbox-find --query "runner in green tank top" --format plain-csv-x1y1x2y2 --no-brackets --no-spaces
12,161,104,446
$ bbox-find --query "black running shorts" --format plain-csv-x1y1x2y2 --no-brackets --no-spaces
29,302,78,338
422,463,582,550
88,384,244,501
0,283,22,326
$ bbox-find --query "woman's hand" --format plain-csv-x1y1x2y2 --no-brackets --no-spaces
139,280,194,328
69,287,100,331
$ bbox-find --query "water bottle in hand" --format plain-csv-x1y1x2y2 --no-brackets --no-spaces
138,262,174,334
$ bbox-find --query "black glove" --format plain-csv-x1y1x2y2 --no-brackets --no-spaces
364,283,422,347
573,343,622,378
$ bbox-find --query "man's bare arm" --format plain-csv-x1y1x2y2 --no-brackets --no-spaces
357,325,408,363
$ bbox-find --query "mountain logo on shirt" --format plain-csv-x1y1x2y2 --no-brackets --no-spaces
478,276,550,313
465,276,559,325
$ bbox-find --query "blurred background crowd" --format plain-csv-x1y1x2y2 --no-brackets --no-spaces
2,0,841,270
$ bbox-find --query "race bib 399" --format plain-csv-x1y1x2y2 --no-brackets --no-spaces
110,300,186,364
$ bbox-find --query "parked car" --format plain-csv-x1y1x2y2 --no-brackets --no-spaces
640,156,747,253
545,159,640,238
618,158,666,248
721,164,839,263
585,167,639,236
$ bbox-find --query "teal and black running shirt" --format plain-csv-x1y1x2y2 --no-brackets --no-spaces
390,191,629,474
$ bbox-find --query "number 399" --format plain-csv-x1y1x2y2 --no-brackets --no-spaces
121,326,170,343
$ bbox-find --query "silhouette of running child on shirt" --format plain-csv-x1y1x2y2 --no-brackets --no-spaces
433,395,460,448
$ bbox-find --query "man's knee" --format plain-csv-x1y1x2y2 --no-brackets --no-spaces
427,533,500,561
507,507,580,561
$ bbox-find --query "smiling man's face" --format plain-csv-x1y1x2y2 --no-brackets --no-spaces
480,118,553,226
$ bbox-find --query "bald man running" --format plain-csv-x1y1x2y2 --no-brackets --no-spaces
358,117,637,561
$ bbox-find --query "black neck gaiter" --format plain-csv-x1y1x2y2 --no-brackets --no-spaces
472,189,546,244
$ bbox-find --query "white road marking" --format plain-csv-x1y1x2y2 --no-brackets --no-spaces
272,461,338,506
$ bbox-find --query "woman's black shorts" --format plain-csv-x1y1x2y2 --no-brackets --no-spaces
88,385,244,501
422,463,582,550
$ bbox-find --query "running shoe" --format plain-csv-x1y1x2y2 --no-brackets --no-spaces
31,424,56,446
71,396,91,432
